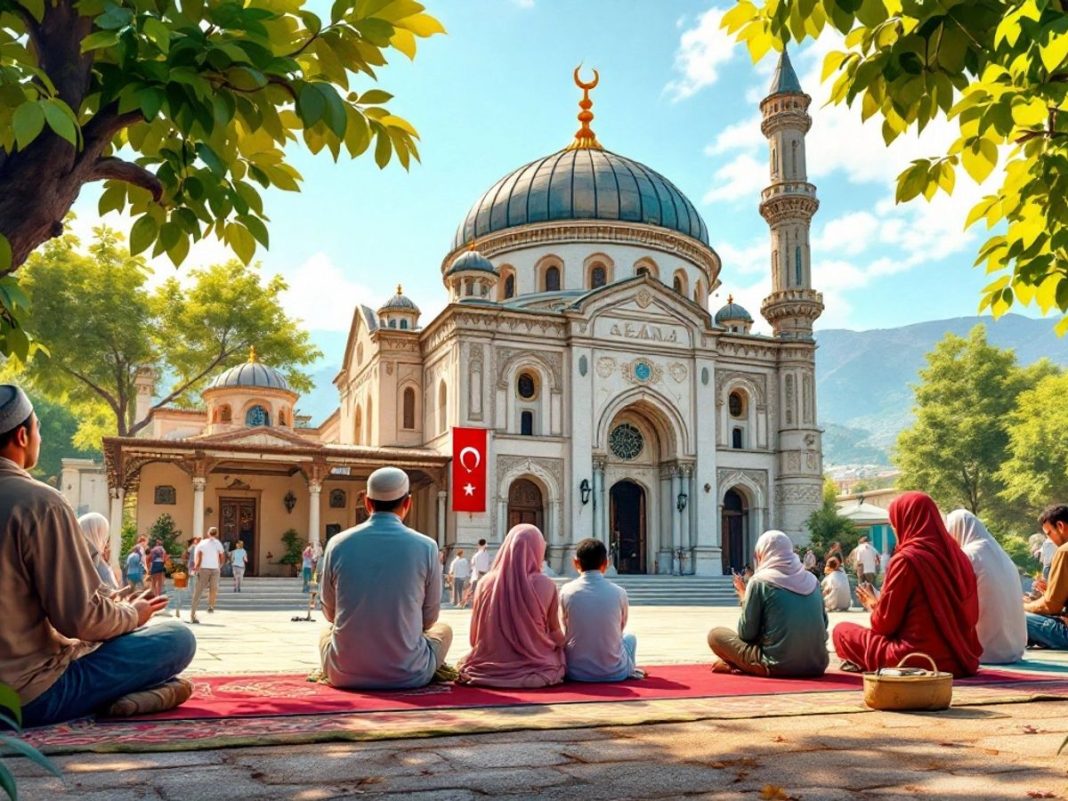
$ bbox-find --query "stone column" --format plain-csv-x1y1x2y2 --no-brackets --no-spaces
680,464,692,572
437,490,448,547
670,466,681,554
108,486,124,569
592,458,605,543
192,477,206,540
308,480,322,544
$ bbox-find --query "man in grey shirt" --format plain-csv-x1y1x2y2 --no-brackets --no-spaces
319,467,452,689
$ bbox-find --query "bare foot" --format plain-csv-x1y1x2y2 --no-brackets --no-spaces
711,659,733,674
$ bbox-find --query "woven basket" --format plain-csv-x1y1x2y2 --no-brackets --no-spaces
862,652,953,711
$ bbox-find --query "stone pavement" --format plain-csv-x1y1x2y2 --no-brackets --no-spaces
8,605,1068,800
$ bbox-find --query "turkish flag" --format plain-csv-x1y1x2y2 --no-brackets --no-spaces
452,427,488,512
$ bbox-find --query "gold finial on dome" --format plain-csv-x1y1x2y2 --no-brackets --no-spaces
727,294,734,304
565,66,603,151
248,345,257,363
396,283,403,295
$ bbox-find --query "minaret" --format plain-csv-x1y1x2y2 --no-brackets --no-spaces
761,49,824,543
759,48,823,339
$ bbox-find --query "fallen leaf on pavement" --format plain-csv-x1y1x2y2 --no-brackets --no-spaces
1025,792,1054,799
760,785,798,800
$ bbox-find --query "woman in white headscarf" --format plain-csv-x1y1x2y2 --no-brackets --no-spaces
78,512,119,590
707,531,829,677
946,510,1027,664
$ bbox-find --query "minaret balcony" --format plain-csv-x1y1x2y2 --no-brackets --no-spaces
760,182,817,203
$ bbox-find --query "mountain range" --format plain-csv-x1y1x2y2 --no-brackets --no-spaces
295,314,1068,467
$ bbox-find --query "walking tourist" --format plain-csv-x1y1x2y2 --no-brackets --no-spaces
230,540,248,592
79,512,119,590
850,535,880,586
1024,504,1068,651
185,537,200,574
148,538,168,597
832,492,981,677
471,538,493,587
125,542,146,591
189,527,226,624
302,542,315,592
0,385,196,725
707,530,828,678
821,556,851,612
560,538,638,682
946,510,1027,664
448,548,470,607
802,548,817,576
319,467,451,689
458,524,565,688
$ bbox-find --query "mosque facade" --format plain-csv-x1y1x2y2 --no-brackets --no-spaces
96,52,825,577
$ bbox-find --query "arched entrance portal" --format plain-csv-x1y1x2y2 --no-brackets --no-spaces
507,478,544,530
610,480,646,574
721,488,749,574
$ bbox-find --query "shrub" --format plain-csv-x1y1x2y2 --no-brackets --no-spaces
279,529,304,567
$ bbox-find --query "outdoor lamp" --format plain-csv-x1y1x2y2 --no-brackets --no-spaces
579,479,591,505
283,490,297,513
676,491,688,513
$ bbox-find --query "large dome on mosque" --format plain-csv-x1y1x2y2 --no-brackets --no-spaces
207,349,290,392
451,149,709,251
450,69,709,253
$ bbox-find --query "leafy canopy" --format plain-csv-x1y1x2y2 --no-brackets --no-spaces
806,478,860,553
999,371,1068,508
19,226,321,445
893,324,1059,516
723,0,1068,331
0,0,443,272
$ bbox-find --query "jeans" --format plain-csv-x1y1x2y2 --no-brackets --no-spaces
451,577,466,606
302,567,312,592
232,566,245,591
1026,613,1068,649
21,620,197,728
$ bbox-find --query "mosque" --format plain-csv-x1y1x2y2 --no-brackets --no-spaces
94,51,825,577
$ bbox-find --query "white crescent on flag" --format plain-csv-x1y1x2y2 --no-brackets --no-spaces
459,446,481,472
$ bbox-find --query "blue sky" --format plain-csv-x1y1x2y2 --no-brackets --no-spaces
72,0,1043,350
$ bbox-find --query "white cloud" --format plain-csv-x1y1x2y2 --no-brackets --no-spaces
702,152,765,204
812,211,880,257
271,253,377,332
664,7,738,102
704,113,762,156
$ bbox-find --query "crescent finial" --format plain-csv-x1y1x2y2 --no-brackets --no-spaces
573,66,599,91
566,65,603,151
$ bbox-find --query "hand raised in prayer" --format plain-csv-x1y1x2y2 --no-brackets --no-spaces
732,573,746,599
131,589,169,627
855,584,878,612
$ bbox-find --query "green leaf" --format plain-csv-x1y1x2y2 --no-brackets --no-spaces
0,236,10,273
0,685,21,726
0,734,62,778
41,101,78,147
195,143,226,177
237,215,269,248
296,83,325,127
0,760,16,801
80,30,119,52
961,139,997,184
12,102,45,151
373,127,391,167
143,17,170,53
357,89,392,105
129,215,159,256
1040,20,1068,73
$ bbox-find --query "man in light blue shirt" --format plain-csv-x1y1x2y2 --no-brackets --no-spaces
559,538,638,682
319,467,452,689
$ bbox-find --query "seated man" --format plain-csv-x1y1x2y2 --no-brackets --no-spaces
319,466,452,689
1025,504,1068,650
560,538,638,682
821,556,851,612
0,386,196,727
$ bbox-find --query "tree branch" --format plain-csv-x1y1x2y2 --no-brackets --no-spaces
56,363,121,414
88,157,163,201
127,347,239,436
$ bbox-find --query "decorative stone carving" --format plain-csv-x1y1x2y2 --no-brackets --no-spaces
329,488,347,508
494,346,563,390
154,485,176,505
774,483,823,504
701,367,709,386
716,369,768,407
578,355,588,377
595,357,616,378
635,289,653,308
716,468,769,502
622,358,663,385
669,362,687,383
784,374,795,426
385,362,394,375
496,455,565,498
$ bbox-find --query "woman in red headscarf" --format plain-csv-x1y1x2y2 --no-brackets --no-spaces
832,492,982,677
457,524,566,688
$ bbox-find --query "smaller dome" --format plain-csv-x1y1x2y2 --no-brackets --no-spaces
715,295,754,326
446,249,497,277
380,284,420,313
209,348,290,391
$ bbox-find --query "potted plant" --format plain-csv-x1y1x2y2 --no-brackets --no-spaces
279,529,304,577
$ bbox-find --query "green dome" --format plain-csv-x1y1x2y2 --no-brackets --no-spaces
452,148,709,250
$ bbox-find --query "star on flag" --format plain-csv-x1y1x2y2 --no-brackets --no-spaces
463,483,476,496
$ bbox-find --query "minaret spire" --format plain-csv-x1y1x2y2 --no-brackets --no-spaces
759,46,823,339
565,67,604,151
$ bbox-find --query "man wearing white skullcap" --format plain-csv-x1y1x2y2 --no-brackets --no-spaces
0,385,197,725
319,466,452,688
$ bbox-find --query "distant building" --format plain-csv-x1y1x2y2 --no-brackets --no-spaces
837,488,904,554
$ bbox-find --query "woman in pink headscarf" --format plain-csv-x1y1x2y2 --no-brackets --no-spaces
457,524,565,688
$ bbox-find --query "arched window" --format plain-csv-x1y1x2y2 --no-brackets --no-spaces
729,390,746,419
636,266,649,278
503,272,515,299
520,410,534,436
400,319,409,330
771,146,777,176
516,371,537,400
278,408,288,427
366,396,373,444
589,263,607,289
402,387,416,430
693,280,703,305
672,271,688,296
544,265,561,292
388,319,397,328
353,405,362,445
791,140,798,175
246,405,269,427
732,427,744,449
219,404,232,423
438,380,448,435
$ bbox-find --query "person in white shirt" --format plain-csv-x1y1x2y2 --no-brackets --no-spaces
560,538,637,682
449,548,471,607
470,539,493,586
189,527,226,623
850,536,880,586
821,557,851,612
229,540,248,593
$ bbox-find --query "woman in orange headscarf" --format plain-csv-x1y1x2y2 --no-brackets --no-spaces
832,492,982,678
457,524,566,688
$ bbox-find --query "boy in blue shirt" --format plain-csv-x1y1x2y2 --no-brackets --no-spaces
559,538,640,682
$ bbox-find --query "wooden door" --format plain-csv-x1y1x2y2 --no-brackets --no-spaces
507,479,544,531
220,497,258,576
610,481,646,574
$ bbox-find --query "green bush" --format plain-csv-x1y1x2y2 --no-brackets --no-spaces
279,529,304,567
148,513,185,560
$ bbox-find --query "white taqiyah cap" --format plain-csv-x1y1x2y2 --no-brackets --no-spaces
0,385,33,436
366,466,410,502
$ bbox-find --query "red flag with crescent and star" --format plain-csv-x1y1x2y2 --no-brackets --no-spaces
451,427,488,512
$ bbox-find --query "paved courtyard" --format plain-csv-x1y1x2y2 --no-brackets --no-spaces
8,603,1068,800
